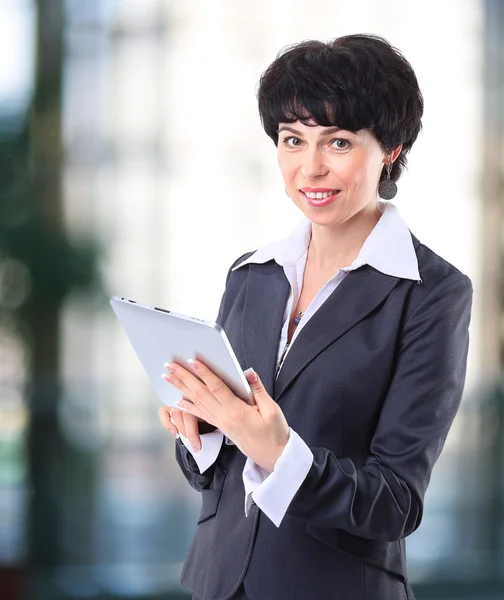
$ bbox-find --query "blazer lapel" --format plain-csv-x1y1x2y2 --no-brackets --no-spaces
241,262,290,396
274,266,402,402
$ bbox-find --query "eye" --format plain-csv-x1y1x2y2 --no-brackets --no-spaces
281,136,303,148
331,138,350,149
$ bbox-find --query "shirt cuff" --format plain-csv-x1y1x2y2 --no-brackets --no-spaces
242,428,313,527
179,430,224,474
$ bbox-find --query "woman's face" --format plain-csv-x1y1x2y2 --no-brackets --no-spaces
277,120,392,228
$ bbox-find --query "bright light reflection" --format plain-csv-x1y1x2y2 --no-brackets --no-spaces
0,0,34,110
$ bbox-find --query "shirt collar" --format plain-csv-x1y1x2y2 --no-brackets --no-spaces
232,201,421,282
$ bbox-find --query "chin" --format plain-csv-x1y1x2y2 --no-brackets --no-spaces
295,202,345,227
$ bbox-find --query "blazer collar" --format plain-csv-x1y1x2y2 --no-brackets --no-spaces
273,266,403,400
241,234,422,401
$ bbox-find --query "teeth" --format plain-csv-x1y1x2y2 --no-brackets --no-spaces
304,190,338,199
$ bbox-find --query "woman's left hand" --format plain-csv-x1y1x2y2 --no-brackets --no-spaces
162,360,290,472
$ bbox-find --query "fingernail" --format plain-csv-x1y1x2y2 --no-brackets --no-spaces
192,444,201,453
161,373,174,382
169,429,177,437
244,368,258,383
188,358,198,368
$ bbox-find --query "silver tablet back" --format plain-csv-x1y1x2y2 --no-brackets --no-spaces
110,297,253,408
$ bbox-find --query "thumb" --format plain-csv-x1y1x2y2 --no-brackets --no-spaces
244,368,271,409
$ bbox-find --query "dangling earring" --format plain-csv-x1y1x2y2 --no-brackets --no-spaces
378,162,397,200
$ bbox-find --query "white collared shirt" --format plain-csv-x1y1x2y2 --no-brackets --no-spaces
178,201,421,527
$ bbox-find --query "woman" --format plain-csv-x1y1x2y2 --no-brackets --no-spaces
159,34,472,600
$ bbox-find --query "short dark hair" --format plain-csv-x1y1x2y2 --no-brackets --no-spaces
257,34,423,182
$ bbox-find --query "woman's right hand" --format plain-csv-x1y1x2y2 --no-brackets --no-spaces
158,406,203,452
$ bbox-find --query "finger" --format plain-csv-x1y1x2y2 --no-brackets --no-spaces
166,361,222,414
158,407,178,437
161,369,194,400
170,408,187,437
183,412,202,452
163,363,204,399
186,359,236,406
244,369,272,412
176,397,207,422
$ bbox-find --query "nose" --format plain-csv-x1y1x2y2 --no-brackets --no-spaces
301,147,329,179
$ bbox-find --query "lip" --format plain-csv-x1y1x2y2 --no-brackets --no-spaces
300,189,341,208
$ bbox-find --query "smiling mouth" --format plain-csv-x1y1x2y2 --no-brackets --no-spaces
300,189,341,206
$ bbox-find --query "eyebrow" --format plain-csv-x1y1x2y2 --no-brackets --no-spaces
277,125,355,137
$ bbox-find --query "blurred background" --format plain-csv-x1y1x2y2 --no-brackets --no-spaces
0,0,502,598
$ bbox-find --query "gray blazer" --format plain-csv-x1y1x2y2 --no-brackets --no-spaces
175,233,473,600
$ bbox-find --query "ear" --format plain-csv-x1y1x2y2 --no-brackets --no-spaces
386,144,403,164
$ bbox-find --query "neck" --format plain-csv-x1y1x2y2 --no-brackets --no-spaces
308,202,382,272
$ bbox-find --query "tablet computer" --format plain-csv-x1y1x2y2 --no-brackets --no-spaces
110,296,253,408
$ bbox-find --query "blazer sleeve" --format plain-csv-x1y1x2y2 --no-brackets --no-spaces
175,437,220,492
174,251,253,491
286,272,473,542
